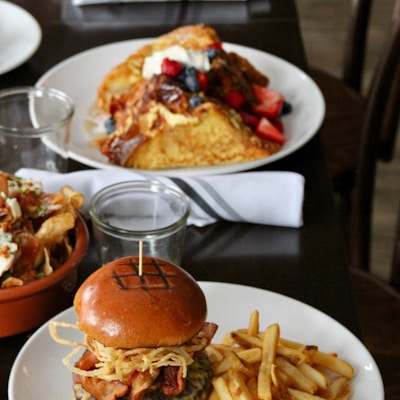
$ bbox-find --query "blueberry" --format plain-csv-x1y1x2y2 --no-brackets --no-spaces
185,74,201,92
104,117,116,134
185,66,198,76
207,47,218,60
177,66,195,83
177,70,186,83
281,101,293,115
189,95,204,109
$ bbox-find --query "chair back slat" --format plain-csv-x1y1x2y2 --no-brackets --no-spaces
342,0,373,90
379,62,400,161
379,0,400,162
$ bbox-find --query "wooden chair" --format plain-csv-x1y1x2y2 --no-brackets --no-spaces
303,3,400,396
350,191,400,400
309,0,400,271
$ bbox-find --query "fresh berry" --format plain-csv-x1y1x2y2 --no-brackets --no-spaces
197,71,208,93
184,66,198,77
224,91,246,110
208,41,223,49
206,47,219,60
161,58,183,78
251,85,284,117
177,70,186,83
104,117,116,134
185,74,201,92
281,101,293,115
255,117,286,144
189,95,204,109
240,111,260,129
268,117,284,133
177,65,198,84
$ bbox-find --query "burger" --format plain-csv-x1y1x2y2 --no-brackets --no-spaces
55,256,218,400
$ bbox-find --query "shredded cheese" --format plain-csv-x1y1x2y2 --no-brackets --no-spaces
49,321,208,384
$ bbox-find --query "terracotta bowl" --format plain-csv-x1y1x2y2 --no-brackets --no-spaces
0,213,89,338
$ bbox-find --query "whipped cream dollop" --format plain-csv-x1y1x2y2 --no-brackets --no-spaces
142,45,211,79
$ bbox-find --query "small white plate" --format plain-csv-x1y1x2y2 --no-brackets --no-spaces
0,1,42,75
37,40,325,177
8,282,383,399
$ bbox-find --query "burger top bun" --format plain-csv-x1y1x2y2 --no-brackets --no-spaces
74,256,207,349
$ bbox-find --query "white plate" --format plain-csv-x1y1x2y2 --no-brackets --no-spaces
36,40,325,177
0,1,42,75
9,282,383,400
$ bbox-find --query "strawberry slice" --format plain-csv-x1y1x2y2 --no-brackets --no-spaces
161,58,183,78
268,117,284,133
224,91,246,110
240,111,260,129
252,85,284,117
256,117,286,144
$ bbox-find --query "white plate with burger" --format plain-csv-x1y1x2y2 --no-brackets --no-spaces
9,270,383,400
36,39,325,177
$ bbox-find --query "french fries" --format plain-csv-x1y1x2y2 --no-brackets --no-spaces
258,323,280,399
206,310,354,400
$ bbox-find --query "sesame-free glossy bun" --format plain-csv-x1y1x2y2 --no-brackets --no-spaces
74,256,207,349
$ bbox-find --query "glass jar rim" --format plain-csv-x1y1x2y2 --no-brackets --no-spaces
0,86,75,137
89,180,190,238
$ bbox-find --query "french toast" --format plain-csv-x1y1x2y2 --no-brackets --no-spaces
96,25,288,170
97,25,220,112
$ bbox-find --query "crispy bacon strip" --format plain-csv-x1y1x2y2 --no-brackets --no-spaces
78,376,129,400
129,370,159,400
163,366,185,396
200,322,218,344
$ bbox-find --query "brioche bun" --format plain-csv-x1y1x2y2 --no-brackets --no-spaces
73,256,207,348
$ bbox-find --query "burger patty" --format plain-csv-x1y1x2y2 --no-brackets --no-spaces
73,351,212,400
142,351,212,400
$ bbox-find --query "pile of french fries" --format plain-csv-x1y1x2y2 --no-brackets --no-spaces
206,310,354,400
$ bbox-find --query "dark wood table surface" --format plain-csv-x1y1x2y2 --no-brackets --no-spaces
0,1,361,398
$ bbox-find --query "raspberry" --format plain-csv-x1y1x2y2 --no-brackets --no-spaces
197,71,208,93
161,58,183,78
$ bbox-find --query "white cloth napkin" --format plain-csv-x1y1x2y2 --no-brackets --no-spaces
15,168,305,228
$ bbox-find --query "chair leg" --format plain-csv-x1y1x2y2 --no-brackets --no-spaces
348,183,373,271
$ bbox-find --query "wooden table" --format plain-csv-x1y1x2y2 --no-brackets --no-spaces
0,1,360,398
